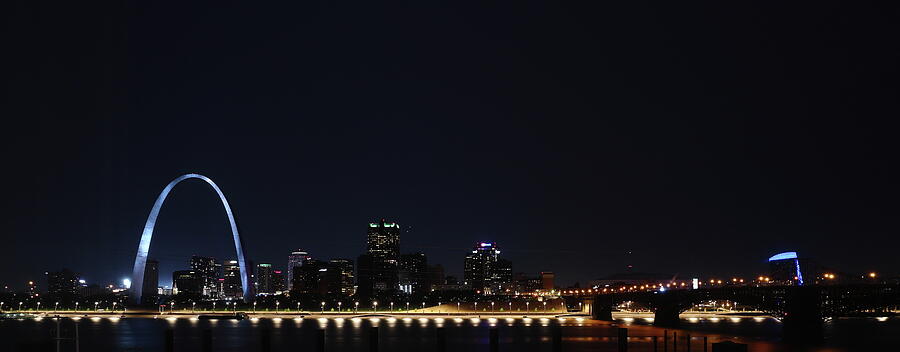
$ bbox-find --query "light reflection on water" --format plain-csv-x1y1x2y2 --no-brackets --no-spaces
3,315,897,352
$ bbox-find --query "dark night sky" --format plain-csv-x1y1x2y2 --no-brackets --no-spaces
3,1,898,289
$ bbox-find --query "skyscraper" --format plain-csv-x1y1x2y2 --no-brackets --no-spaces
287,249,311,291
357,219,401,297
223,260,243,299
255,263,276,295
399,253,428,295
464,242,512,294
367,219,400,263
173,270,202,296
46,269,79,300
273,269,286,293
292,259,327,295
327,258,355,296
190,255,220,298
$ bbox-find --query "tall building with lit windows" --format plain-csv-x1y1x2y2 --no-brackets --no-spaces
367,219,400,263
357,219,401,297
190,255,220,298
464,242,512,294
222,260,244,299
255,263,276,295
286,250,311,291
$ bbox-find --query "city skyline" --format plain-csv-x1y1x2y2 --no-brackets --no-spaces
3,1,898,295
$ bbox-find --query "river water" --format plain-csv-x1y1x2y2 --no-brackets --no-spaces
1,314,897,351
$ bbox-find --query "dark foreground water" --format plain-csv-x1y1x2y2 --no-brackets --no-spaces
2,315,897,352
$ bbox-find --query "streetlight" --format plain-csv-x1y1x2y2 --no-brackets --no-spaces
321,302,325,313
253,302,257,313
36,302,41,311
509,302,512,312
422,302,425,310
0,302,4,312
297,302,301,312
55,302,59,312
526,301,530,312
213,302,217,312
113,302,118,313
19,302,24,311
276,301,280,312
406,302,410,313
390,302,394,312
457,302,460,313
338,302,342,312
474,302,478,311
543,301,547,312
191,302,195,313
75,302,79,312
94,302,99,312
491,302,495,313
354,301,359,313
373,301,378,312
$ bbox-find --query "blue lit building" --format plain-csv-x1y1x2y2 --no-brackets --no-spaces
768,251,805,285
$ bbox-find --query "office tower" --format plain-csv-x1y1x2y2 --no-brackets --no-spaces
427,264,445,292
273,270,286,293
540,272,555,290
399,253,428,295
357,219,401,297
256,263,275,295
287,249,311,291
222,260,243,299
292,259,327,295
464,242,512,294
142,260,159,304
173,270,202,296
367,219,400,263
190,255,220,298
46,269,79,299
327,258,355,296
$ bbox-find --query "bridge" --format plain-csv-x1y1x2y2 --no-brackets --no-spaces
583,284,899,342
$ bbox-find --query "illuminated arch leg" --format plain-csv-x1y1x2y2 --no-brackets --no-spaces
131,174,250,303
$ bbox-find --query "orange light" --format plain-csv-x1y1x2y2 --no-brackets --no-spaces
868,272,877,278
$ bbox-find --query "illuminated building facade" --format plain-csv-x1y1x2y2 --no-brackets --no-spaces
357,220,401,297
46,269,79,299
768,251,805,285
286,249,311,291
190,255,221,298
464,242,512,294
327,258,355,296
292,259,328,295
223,260,244,299
255,263,276,295
272,269,286,293
541,272,556,290
367,219,400,263
173,270,202,295
399,253,428,295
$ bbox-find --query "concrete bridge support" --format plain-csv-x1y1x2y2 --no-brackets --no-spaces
591,296,614,321
781,287,824,344
652,304,681,327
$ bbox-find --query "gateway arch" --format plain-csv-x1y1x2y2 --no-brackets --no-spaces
131,174,250,303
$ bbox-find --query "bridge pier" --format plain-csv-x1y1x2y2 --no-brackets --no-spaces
653,304,681,327
591,296,613,321
781,287,824,344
